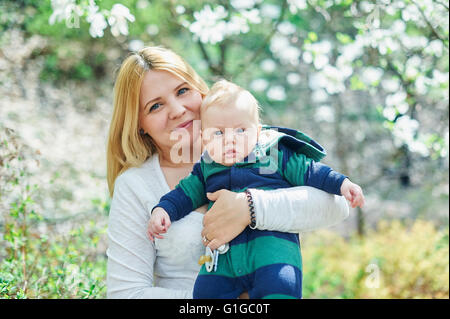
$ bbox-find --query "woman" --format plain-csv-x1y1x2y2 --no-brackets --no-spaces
106,46,349,298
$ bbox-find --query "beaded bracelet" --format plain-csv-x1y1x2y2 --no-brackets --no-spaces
244,189,257,229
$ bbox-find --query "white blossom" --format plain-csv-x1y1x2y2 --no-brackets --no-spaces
128,39,144,52
49,0,76,25
277,21,297,35
146,24,159,36
385,91,408,115
228,15,250,35
383,106,397,121
108,4,135,37
424,39,444,57
314,54,329,70
287,0,307,14
231,0,262,10
287,73,301,86
136,0,149,9
362,67,384,85
250,78,269,92
175,5,186,14
260,59,276,72
315,105,334,122
302,51,313,64
86,1,107,38
392,115,420,148
381,77,401,92
267,85,286,101
309,65,347,94
189,5,228,44
270,35,301,66
260,4,280,19
241,9,262,24
311,89,328,103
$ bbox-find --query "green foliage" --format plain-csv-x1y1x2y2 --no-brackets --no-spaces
302,220,449,299
0,126,107,299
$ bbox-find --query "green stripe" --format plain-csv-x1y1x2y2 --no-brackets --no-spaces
199,236,302,278
284,153,311,186
262,294,298,299
178,174,206,209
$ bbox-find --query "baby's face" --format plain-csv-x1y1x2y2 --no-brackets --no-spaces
202,104,260,166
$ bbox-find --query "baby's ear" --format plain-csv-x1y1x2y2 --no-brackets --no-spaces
257,124,262,135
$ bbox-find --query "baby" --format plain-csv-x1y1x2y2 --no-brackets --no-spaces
148,80,364,299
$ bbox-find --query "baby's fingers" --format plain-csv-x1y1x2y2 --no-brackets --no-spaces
352,191,365,208
342,188,353,203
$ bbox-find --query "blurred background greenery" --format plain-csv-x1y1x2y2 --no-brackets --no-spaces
0,0,448,298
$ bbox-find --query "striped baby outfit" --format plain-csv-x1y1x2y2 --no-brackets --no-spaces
153,126,347,299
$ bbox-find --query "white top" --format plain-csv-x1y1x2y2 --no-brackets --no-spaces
106,154,349,299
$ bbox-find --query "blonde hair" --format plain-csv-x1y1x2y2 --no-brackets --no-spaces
201,79,260,123
107,46,209,196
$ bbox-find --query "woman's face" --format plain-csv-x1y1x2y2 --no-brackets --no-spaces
139,70,203,161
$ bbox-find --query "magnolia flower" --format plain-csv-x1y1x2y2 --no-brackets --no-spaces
108,4,135,37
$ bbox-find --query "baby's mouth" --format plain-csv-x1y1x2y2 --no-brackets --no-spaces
224,149,236,156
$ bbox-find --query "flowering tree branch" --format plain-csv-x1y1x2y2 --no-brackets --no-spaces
233,0,288,76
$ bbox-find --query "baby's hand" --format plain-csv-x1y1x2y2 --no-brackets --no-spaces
147,207,171,241
340,178,365,208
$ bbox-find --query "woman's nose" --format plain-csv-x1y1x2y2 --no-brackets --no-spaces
168,98,186,120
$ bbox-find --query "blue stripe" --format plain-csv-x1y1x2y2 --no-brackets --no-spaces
229,228,299,247
154,187,194,221
193,263,302,299
304,162,347,195
191,161,205,183
249,263,302,299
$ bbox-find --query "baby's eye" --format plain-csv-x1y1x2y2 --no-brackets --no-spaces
236,128,245,133
213,130,223,136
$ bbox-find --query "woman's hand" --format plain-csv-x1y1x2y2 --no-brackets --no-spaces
201,189,251,250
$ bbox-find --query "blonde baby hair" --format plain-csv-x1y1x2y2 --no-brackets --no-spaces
200,79,261,125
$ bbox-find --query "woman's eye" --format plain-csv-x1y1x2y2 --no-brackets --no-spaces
178,88,189,95
149,103,161,112
236,128,245,133
214,130,223,136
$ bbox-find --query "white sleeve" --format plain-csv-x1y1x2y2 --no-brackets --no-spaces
249,186,349,233
106,175,192,299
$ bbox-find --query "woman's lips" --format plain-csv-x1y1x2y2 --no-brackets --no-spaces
174,120,193,130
